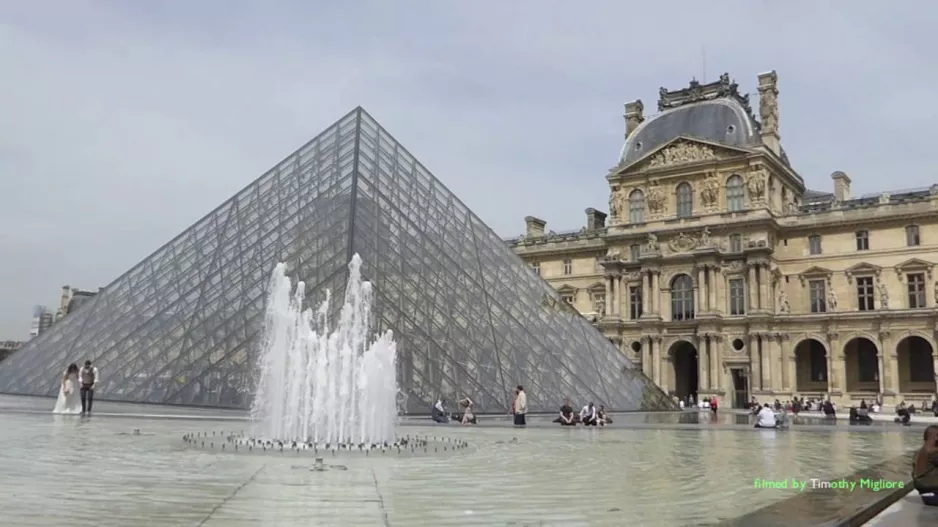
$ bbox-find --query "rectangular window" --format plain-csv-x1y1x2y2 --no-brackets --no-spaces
906,225,921,247
908,273,926,308
532,262,540,275
563,258,572,275
629,285,643,319
561,294,574,305
856,277,874,311
809,279,827,313
630,244,641,262
808,235,822,255
729,234,742,253
729,278,746,315
855,230,869,251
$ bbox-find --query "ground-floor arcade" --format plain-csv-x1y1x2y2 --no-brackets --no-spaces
610,325,938,409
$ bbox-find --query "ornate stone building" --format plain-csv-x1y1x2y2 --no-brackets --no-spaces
507,71,938,408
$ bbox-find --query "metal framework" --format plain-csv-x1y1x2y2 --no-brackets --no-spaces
0,108,675,413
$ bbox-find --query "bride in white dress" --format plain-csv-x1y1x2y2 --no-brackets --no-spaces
53,363,82,414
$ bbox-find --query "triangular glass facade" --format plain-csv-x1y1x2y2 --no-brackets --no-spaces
0,108,674,413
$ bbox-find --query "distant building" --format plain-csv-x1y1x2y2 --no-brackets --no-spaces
0,341,23,363
56,285,98,321
29,306,54,338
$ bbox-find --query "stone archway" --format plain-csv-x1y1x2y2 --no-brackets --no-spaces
897,335,935,393
794,338,828,392
669,340,699,400
843,337,879,393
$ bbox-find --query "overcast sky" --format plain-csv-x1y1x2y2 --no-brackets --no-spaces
1,1,935,338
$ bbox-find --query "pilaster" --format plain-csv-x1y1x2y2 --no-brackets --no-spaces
828,331,844,395
695,267,704,315
652,335,662,386
709,335,722,392
748,265,757,313
708,266,718,313
781,334,795,392
749,332,762,391
612,272,621,317
759,263,770,312
879,330,898,395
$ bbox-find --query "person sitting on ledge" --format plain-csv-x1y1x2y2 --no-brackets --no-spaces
459,397,476,425
431,398,449,423
754,404,779,428
553,398,577,426
896,403,912,425
580,402,598,426
913,425,938,506
596,405,612,426
822,400,836,418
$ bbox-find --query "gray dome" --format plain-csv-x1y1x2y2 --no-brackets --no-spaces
620,98,761,165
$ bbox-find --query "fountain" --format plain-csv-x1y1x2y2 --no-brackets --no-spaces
248,253,399,447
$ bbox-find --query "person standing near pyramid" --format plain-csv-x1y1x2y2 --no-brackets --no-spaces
513,385,527,427
79,360,99,415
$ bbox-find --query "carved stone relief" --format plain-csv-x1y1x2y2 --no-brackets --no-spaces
646,180,666,215
608,186,620,218
699,174,720,208
667,232,698,253
747,169,767,202
699,226,712,247
647,141,718,168
644,233,660,254
722,261,745,274
777,289,790,313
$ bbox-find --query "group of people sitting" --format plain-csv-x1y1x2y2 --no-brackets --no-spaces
753,403,791,429
431,397,477,425
553,399,612,426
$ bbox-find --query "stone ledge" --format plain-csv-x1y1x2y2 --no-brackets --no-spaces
717,452,915,527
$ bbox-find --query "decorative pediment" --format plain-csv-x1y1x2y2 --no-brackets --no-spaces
620,137,748,173
556,284,578,295
895,258,933,279
798,266,833,286
844,262,881,283
587,282,606,293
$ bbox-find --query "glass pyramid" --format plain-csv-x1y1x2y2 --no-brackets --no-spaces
0,108,674,413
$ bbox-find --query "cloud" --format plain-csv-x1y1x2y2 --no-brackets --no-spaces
0,0,935,337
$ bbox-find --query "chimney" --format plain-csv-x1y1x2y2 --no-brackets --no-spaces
831,171,851,201
524,216,546,238
624,100,645,139
757,71,781,156
585,208,607,230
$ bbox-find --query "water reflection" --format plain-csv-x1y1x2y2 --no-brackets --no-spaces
0,409,923,527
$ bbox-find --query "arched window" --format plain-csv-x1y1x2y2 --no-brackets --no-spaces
726,175,745,212
676,182,693,218
670,274,695,321
629,190,645,224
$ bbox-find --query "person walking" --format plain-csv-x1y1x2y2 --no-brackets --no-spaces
513,385,527,427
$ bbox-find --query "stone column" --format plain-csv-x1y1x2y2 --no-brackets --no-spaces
761,334,773,390
708,336,721,392
699,335,710,391
828,332,844,394
604,276,613,317
750,333,762,391
759,264,770,311
780,335,792,391
748,265,757,313
641,272,650,315
652,336,662,386
695,267,704,315
708,266,718,312
787,347,797,393
879,331,897,395
642,336,652,378
651,271,660,314
612,274,621,317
